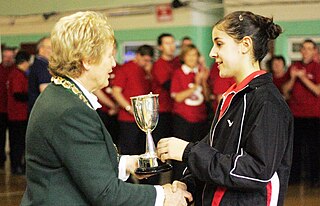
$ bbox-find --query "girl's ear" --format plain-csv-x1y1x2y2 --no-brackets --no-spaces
241,36,253,54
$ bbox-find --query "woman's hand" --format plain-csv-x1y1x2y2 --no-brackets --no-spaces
125,155,155,179
157,137,189,162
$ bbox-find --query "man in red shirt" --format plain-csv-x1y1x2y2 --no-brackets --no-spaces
152,33,179,144
283,39,320,187
0,48,15,168
113,45,154,157
7,51,30,175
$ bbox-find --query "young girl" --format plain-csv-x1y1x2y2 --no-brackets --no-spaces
157,11,293,206
170,44,210,180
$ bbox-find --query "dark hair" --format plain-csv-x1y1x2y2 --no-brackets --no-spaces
157,33,174,46
136,45,154,58
215,11,282,62
15,50,31,65
182,36,192,41
302,39,317,48
2,47,14,52
270,55,286,65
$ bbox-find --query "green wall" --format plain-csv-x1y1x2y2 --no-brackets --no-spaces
1,34,50,47
5,19,319,67
1,25,214,66
275,19,320,63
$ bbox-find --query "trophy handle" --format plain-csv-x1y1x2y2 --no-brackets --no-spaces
146,129,157,157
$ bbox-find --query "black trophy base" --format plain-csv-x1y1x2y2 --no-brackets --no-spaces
135,162,172,175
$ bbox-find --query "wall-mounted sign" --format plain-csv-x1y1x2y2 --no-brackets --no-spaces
156,4,173,22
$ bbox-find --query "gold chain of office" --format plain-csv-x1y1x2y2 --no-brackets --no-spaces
51,76,93,109
51,75,120,158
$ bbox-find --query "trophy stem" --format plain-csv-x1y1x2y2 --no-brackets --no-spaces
146,129,157,157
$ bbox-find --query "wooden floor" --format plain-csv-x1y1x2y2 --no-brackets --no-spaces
1,160,319,206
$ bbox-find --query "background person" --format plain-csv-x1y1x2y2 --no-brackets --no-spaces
170,44,210,181
7,50,30,175
112,45,154,156
282,39,320,187
27,36,52,113
269,55,288,99
151,33,178,145
0,48,15,169
112,45,158,184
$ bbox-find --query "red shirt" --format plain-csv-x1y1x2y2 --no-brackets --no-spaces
113,60,151,122
0,63,15,113
7,67,28,121
209,63,235,111
172,56,182,70
171,65,207,123
285,61,320,117
98,63,121,114
152,57,179,113
272,74,287,94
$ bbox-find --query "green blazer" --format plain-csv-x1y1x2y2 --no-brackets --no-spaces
21,83,156,206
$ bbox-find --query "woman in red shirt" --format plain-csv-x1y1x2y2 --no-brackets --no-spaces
170,44,210,180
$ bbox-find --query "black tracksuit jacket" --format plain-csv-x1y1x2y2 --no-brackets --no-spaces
182,73,294,206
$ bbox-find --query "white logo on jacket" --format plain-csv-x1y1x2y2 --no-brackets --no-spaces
227,119,234,127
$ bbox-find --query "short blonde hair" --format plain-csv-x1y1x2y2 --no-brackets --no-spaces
49,11,114,78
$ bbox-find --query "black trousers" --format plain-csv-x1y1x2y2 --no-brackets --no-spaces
0,113,8,165
97,109,119,147
118,121,145,155
290,117,320,185
8,120,27,170
171,114,209,181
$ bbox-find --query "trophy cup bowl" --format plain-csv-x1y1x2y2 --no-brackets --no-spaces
130,93,172,175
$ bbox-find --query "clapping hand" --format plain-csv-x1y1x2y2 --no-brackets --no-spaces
290,66,306,79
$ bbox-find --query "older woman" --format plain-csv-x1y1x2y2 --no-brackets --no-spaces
21,11,191,206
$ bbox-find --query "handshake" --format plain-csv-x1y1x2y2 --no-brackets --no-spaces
126,155,192,206
162,181,193,206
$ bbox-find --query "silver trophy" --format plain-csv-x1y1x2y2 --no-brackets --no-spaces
130,93,172,174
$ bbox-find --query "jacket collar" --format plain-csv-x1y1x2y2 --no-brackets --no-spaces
247,72,273,90
223,70,267,98
69,77,102,110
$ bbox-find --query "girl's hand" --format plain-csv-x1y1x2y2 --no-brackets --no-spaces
157,137,189,162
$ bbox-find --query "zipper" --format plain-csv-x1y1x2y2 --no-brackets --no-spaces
203,85,249,205
209,85,248,146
